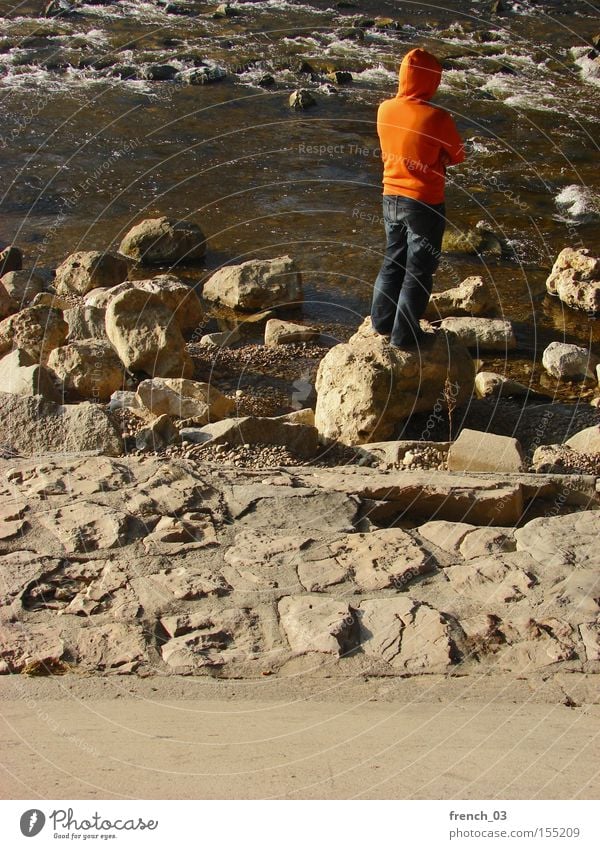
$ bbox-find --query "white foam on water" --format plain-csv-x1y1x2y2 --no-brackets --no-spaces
555,185,600,221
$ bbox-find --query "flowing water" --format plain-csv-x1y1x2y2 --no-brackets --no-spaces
1,0,599,404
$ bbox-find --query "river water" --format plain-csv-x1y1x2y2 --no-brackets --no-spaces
1,0,599,403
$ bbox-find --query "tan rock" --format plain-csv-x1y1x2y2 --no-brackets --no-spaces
438,317,516,350
0,623,64,674
54,251,129,296
72,623,145,672
578,622,600,661
330,528,435,590
448,552,537,604
0,348,60,401
314,318,474,444
47,340,125,401
425,275,496,319
0,269,45,307
278,595,359,655
105,288,193,378
565,424,600,453
0,305,68,364
0,392,123,456
119,217,206,265
136,376,234,422
0,279,14,318
447,428,526,473
475,371,535,399
542,341,598,381
134,413,179,451
515,510,600,571
202,256,302,311
359,597,456,672
264,318,319,346
545,247,600,314
39,502,137,553
191,415,318,458
64,305,109,342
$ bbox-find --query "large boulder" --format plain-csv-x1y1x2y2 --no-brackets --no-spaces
105,289,193,378
202,256,302,311
84,275,204,334
119,217,206,265
135,377,234,422
425,275,496,319
545,247,600,315
447,428,526,473
47,341,125,401
1,270,45,308
0,392,122,456
54,251,129,296
438,317,517,350
565,425,600,454
0,348,60,401
542,341,599,381
314,319,475,444
0,305,68,364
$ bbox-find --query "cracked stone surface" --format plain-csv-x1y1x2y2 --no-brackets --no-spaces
0,453,598,682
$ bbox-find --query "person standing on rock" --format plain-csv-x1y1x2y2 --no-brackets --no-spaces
370,48,465,348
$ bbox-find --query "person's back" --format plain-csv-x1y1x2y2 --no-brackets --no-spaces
377,48,464,204
370,48,465,348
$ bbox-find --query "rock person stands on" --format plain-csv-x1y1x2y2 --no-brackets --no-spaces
370,48,465,348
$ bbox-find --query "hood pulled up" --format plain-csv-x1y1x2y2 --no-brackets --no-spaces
398,48,442,100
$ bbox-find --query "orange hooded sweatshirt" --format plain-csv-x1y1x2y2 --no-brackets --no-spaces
377,48,465,204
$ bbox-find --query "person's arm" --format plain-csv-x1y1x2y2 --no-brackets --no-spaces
440,113,465,166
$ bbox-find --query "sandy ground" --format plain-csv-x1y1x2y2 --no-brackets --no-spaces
1,674,599,800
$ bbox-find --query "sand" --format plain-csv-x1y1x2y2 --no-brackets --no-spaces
1,674,599,800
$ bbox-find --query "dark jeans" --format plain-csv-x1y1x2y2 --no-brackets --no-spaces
370,195,447,346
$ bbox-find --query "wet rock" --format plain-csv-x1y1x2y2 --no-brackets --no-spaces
105,288,193,378
0,245,23,275
0,305,68,365
142,64,178,81
177,66,227,85
1,270,45,309
119,217,206,265
202,256,302,311
44,0,78,18
64,304,108,342
213,3,238,18
314,318,474,444
425,275,496,319
545,247,600,314
135,413,178,451
447,428,526,473
278,595,359,656
136,376,234,423
190,415,318,458
264,318,319,347
327,70,353,84
542,341,598,381
565,424,600,453
289,89,316,109
442,227,502,256
54,251,129,296
47,340,125,401
0,392,122,456
0,348,60,401
438,317,517,350
359,597,457,672
474,371,540,399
